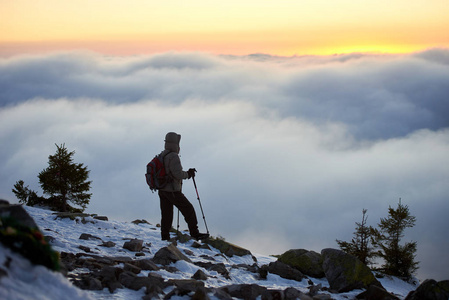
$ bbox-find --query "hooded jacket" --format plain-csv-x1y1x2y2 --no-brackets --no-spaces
160,132,189,192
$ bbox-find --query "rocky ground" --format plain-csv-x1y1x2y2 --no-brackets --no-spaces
1,202,448,300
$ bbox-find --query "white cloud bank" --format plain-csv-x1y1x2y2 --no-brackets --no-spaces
1,49,448,281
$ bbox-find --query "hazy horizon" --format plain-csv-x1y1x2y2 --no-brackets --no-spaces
1,49,448,281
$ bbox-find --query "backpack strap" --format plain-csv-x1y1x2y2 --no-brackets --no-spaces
162,151,175,185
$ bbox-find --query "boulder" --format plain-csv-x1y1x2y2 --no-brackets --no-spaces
53,212,91,220
93,215,108,221
167,279,205,291
192,269,209,280
135,259,160,271
356,284,400,300
98,266,123,292
266,261,306,282
144,285,165,299
119,271,152,291
205,238,252,257
278,249,325,278
195,261,230,279
284,287,309,300
100,241,116,248
123,239,143,252
221,284,270,300
0,203,39,229
78,245,91,253
321,248,382,293
405,279,449,300
152,243,192,265
0,203,60,271
79,233,102,241
123,262,141,274
192,286,211,300
71,273,103,291
132,219,150,225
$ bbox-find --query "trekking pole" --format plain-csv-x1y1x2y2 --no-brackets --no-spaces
192,176,209,234
177,209,180,236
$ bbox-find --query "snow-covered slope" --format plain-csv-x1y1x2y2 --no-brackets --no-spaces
0,206,418,299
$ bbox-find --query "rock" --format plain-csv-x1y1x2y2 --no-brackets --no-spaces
284,287,311,300
266,261,306,282
221,284,270,300
210,288,233,300
356,284,400,300
312,295,332,300
233,263,258,273
147,272,165,287
132,219,150,225
119,271,153,291
100,241,116,248
205,238,252,257
192,286,211,300
135,259,160,271
259,265,268,279
278,249,325,278
111,256,134,264
93,216,108,221
144,284,165,299
405,279,449,300
123,262,141,274
200,255,216,261
184,249,195,256
195,262,230,279
123,239,143,252
176,231,194,243
152,243,192,265
98,266,123,292
167,279,205,292
0,203,39,229
192,241,212,250
79,233,102,241
308,283,322,296
119,271,166,292
71,273,103,291
164,279,207,299
53,212,91,220
78,245,91,252
87,277,103,290
192,269,208,280
321,248,382,293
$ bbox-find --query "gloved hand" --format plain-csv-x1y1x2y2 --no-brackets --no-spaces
187,168,196,179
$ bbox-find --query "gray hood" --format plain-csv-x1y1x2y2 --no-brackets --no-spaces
164,132,181,153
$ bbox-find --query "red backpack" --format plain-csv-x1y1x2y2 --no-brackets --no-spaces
145,152,171,192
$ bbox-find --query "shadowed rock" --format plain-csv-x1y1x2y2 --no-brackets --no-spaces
321,248,382,293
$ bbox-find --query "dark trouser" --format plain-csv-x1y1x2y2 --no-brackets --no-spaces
158,190,199,240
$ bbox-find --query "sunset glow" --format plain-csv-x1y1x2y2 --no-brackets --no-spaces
1,0,448,56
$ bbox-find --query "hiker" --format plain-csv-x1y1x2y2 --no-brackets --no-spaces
158,132,209,241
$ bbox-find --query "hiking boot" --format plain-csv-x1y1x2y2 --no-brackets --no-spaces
193,233,209,241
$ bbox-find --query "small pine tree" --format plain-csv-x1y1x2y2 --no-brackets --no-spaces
38,144,92,212
12,144,92,212
12,180,46,206
373,200,419,279
336,209,376,266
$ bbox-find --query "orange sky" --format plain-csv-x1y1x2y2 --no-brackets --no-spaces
1,0,448,56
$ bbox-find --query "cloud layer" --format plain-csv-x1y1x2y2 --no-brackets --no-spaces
1,49,448,281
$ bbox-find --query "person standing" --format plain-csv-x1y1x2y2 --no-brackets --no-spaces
158,132,209,241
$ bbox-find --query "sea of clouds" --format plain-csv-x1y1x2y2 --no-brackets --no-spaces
1,49,448,281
